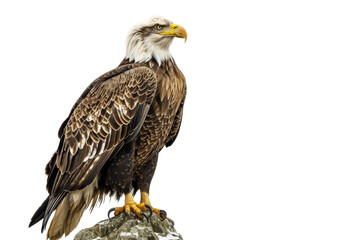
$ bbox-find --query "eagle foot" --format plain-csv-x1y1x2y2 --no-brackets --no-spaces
150,207,175,227
152,208,167,220
107,203,152,221
139,193,174,226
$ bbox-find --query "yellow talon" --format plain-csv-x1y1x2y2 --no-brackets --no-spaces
109,191,174,226
139,191,172,225
110,193,151,219
152,208,160,216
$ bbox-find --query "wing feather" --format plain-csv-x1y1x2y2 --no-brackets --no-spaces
165,95,186,147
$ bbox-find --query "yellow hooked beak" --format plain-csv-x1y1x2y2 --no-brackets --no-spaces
159,24,187,42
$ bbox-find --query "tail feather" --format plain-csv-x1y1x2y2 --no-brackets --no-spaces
65,199,87,236
47,194,70,240
46,175,100,240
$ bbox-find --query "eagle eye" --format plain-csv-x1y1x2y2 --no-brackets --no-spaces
154,24,163,30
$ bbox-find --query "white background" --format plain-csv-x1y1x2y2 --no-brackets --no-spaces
1,0,360,239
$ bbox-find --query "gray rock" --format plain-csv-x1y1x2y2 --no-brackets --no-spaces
74,212,183,240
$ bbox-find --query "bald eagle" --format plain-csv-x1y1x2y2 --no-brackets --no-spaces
29,16,187,240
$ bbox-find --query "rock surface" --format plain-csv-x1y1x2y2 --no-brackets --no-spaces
74,212,183,240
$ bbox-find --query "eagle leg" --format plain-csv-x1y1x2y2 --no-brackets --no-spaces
140,191,175,227
108,193,152,221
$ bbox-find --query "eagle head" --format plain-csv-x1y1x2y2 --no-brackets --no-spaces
125,16,187,66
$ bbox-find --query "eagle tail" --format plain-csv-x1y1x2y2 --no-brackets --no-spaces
46,176,100,240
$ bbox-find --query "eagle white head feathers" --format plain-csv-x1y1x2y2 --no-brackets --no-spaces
125,16,187,66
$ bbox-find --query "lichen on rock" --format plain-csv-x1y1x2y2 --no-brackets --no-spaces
74,212,183,240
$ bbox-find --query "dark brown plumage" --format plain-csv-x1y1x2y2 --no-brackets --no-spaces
29,16,187,240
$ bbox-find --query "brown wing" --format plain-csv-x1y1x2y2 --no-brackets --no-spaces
46,65,157,196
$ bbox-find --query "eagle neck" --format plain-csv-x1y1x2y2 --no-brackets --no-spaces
120,58,175,70
125,34,173,67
